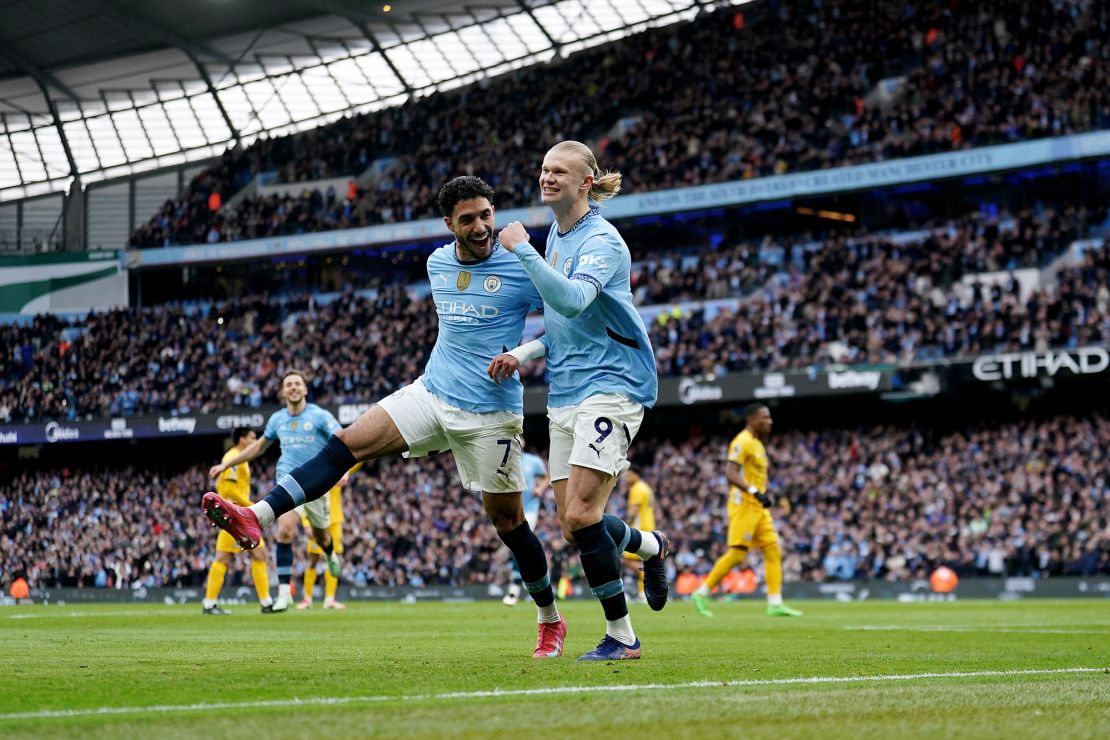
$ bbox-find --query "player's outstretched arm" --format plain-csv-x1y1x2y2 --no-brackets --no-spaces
498,222,598,318
487,337,546,384
208,437,273,478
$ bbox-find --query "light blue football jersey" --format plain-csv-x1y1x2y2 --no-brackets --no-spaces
527,208,657,408
263,403,342,478
422,241,542,413
520,452,547,516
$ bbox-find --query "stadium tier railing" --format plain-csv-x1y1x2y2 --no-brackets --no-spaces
2,344,1106,446
125,131,1110,268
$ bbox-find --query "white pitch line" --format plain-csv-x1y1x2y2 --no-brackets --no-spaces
0,667,1105,722
849,625,1110,635
8,610,184,620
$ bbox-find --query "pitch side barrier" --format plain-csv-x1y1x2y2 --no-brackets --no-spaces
2,345,1108,446
125,130,1110,268
8,576,1110,606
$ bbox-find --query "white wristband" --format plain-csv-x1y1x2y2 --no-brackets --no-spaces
507,339,546,363
747,485,759,495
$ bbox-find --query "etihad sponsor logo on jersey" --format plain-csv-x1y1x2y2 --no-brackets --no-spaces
435,299,500,324
158,417,197,434
457,271,471,290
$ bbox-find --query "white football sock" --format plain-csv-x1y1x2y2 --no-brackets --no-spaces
537,603,561,624
249,501,276,528
606,615,636,646
694,583,711,597
768,593,783,606
635,531,661,559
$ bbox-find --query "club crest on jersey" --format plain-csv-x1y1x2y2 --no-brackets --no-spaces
483,275,502,293
304,422,313,431
457,272,471,290
563,258,572,276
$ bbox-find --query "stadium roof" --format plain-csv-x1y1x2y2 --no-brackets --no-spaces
0,0,751,202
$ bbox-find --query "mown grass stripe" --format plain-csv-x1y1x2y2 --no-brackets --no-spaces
1,667,1105,721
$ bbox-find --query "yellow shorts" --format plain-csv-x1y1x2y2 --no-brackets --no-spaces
305,521,344,556
727,503,778,550
624,552,643,563
216,529,265,554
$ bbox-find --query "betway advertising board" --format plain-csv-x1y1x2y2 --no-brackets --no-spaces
5,347,1105,445
0,412,269,446
0,369,895,445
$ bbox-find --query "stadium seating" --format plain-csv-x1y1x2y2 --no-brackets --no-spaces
4,415,1107,589
128,0,1109,247
4,212,1106,423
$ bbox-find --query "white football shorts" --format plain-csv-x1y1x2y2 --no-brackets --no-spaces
378,377,526,493
295,497,330,530
547,393,644,482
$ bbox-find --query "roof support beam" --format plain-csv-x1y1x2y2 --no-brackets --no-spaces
0,46,80,179
93,0,237,67
296,0,414,95
513,0,562,51
0,46,81,103
349,21,414,96
38,81,78,181
185,51,242,146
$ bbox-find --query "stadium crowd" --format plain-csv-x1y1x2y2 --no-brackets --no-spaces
4,211,1108,423
129,0,1108,247
4,414,1107,590
647,227,1110,374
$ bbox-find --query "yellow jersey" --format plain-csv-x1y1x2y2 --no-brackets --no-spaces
330,461,363,524
303,462,362,528
627,480,656,531
216,447,251,505
728,429,768,507
327,485,343,524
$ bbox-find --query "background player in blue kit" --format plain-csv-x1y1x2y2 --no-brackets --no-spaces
207,370,342,611
491,140,670,661
202,177,569,657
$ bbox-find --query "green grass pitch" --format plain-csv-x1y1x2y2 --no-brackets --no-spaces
1,599,1107,738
